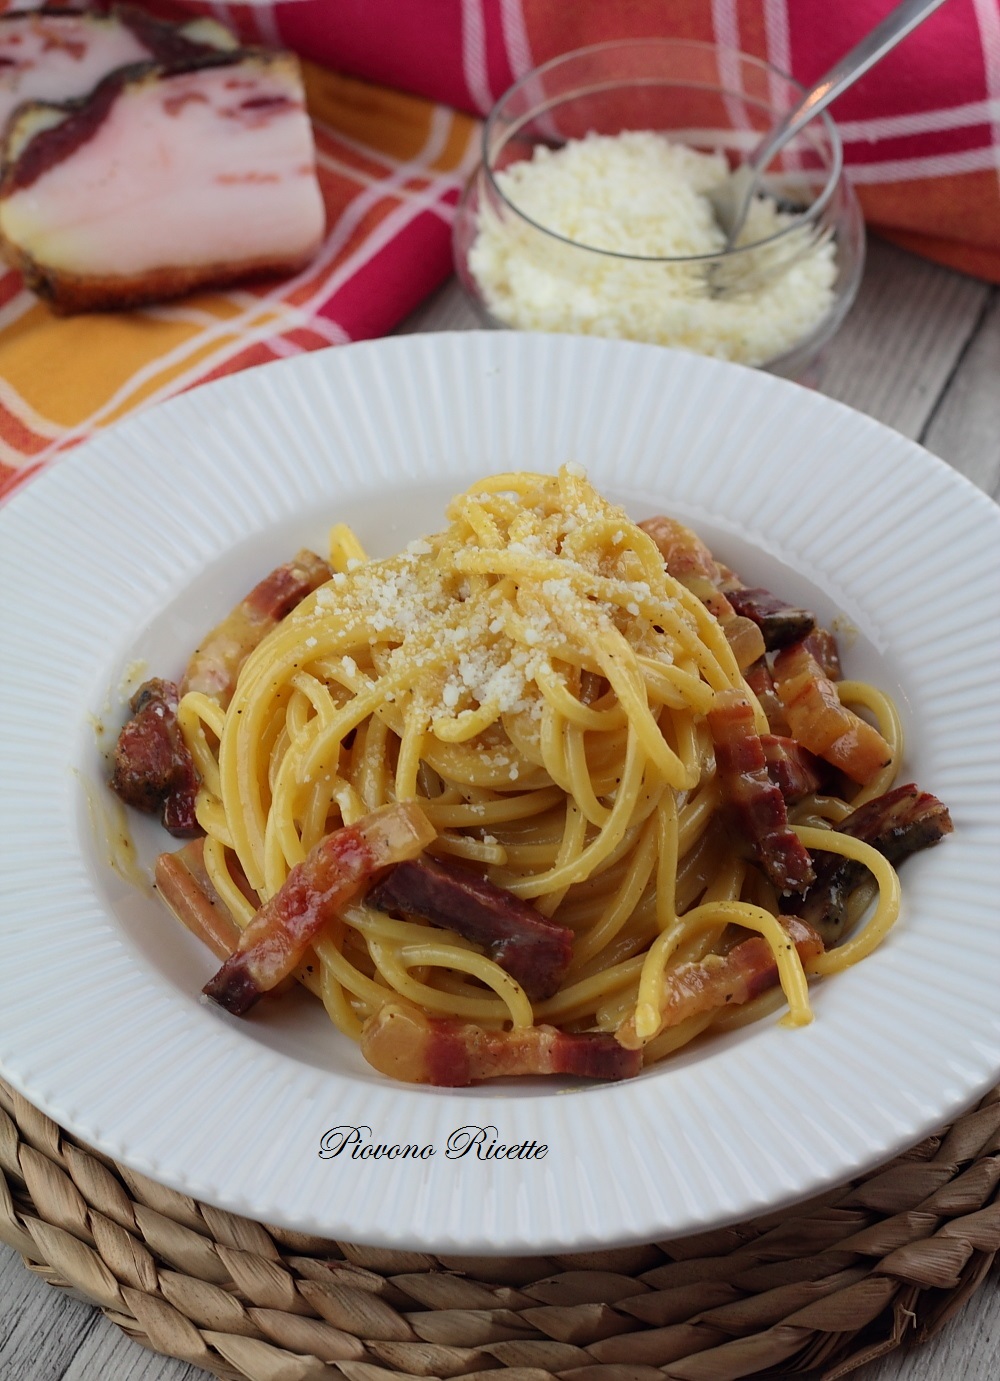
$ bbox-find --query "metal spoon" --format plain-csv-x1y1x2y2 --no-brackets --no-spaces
709,0,950,248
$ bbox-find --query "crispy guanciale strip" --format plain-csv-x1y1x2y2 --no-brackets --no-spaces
618,916,824,1049
0,48,325,313
155,838,246,960
361,1003,642,1086
640,516,812,671
802,627,842,681
639,516,820,636
700,588,766,671
639,514,724,585
785,784,953,944
745,656,787,734
708,688,815,893
761,734,824,804
182,548,332,703
773,641,892,785
203,803,437,1015
110,678,200,837
725,587,815,651
0,8,235,141
745,634,840,739
109,551,329,830
366,855,574,1002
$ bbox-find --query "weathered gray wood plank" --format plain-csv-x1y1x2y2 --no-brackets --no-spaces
819,237,989,439
396,274,481,334
863,1271,1000,1381
1,1242,206,1381
921,289,1000,500
61,1314,208,1381
0,1246,100,1380
401,240,992,451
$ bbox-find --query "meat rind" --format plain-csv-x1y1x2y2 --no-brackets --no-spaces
0,7,235,144
202,803,437,1016
0,49,325,312
109,677,200,837
760,733,824,803
616,915,824,1049
708,687,816,893
361,1003,642,1086
786,783,953,944
182,548,332,705
773,640,892,785
155,839,244,961
725,586,816,650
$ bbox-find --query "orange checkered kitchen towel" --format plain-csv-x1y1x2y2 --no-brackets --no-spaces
0,17,480,502
1,0,998,502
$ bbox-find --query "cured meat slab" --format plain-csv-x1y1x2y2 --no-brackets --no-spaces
0,49,325,312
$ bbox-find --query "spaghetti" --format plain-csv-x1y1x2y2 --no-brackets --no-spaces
143,468,948,1083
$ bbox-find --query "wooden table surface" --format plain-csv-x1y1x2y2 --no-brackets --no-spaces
2,237,999,1380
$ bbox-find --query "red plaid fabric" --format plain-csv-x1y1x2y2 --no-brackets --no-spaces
188,0,1000,281
0,0,995,500
0,1,481,500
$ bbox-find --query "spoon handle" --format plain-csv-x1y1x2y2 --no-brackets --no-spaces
750,0,950,175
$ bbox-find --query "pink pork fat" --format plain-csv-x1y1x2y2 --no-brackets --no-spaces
0,8,235,139
0,50,325,312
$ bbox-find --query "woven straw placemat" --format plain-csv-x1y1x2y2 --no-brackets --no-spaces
2,1077,999,1381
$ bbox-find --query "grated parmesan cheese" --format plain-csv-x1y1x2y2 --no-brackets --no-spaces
468,131,837,367
304,467,683,732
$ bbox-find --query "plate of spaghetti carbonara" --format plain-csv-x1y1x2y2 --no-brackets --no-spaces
0,331,998,1252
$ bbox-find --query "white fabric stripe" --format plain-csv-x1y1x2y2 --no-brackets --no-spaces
0,373,69,444
838,97,1000,142
305,175,464,308
252,2,282,48
461,0,495,115
312,105,467,178
375,101,454,177
313,154,460,225
314,103,468,223
0,440,45,473
499,0,535,78
228,296,347,345
0,438,56,473
145,300,346,346
313,164,459,224
972,0,1000,194
711,0,752,131
254,330,305,360
499,11,558,144
846,141,1000,182
762,0,792,103
0,283,42,336
762,0,801,170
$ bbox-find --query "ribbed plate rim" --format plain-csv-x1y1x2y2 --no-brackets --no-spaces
1,331,999,1253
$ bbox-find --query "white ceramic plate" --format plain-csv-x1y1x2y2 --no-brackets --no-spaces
2,332,999,1253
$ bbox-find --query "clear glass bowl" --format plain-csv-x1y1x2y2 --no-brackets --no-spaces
452,39,865,382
